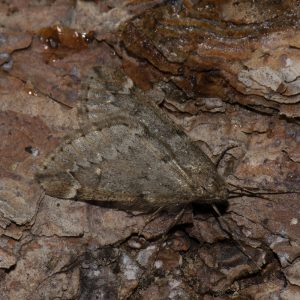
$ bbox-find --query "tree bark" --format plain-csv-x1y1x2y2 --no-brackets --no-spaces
0,1,299,299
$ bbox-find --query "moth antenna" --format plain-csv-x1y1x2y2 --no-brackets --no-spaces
228,182,260,194
226,182,297,203
227,182,270,201
211,204,262,271
227,192,272,201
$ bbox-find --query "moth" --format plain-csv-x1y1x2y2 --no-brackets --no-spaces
37,66,228,212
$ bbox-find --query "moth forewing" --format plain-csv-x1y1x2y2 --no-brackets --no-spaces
37,66,228,211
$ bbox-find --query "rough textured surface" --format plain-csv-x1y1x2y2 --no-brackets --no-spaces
0,0,299,299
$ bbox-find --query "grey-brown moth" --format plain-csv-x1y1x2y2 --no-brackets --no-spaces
37,66,228,212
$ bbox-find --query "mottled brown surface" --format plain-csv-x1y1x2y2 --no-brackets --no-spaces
0,1,300,299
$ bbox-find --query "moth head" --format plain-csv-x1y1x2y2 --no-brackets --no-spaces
203,175,228,203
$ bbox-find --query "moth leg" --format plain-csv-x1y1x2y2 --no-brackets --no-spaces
161,207,186,241
126,207,161,218
135,208,188,288
148,208,187,273
138,206,165,237
212,204,262,271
